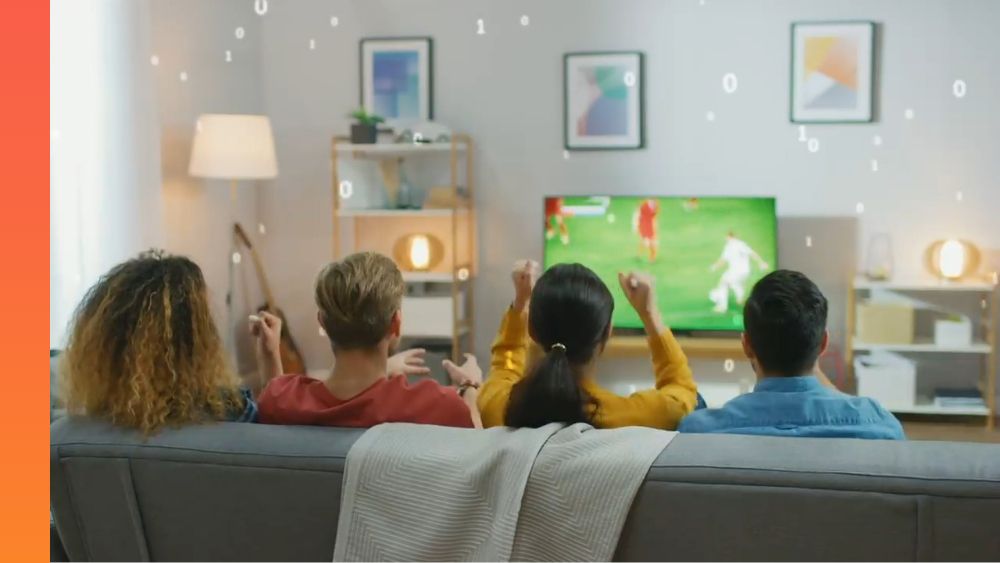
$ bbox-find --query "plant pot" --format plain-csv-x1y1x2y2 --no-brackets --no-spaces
350,123,377,144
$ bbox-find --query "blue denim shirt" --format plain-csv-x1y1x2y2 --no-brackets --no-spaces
679,375,905,440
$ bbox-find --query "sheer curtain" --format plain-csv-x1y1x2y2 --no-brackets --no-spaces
50,0,163,347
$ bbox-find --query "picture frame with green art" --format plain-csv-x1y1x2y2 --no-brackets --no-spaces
564,51,645,150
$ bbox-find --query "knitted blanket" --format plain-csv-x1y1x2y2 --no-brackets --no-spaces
333,422,674,562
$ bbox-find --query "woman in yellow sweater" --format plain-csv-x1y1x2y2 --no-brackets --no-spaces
477,260,698,429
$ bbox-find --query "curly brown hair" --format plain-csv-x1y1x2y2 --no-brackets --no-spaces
59,250,243,434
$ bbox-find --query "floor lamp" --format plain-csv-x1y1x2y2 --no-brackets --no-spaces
188,114,278,358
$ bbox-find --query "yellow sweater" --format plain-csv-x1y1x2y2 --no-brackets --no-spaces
478,308,698,429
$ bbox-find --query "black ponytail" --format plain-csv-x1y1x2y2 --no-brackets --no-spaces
504,263,614,428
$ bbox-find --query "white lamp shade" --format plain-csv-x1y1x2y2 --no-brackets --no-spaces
188,114,278,179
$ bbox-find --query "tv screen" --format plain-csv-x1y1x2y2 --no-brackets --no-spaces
543,196,777,331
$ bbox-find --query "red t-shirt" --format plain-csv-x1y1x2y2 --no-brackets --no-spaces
258,374,474,428
638,200,659,238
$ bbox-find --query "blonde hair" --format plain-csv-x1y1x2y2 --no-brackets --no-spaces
315,252,404,349
59,250,242,434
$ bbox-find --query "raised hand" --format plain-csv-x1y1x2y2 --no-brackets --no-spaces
618,271,658,321
511,259,540,312
387,348,431,377
249,311,282,358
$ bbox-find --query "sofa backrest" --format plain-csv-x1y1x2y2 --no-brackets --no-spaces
51,417,1000,562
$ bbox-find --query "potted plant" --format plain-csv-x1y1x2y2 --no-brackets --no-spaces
348,107,384,144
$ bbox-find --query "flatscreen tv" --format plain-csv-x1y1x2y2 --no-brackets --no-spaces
543,196,777,332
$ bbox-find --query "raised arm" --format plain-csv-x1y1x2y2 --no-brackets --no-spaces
477,260,538,427
587,273,697,429
249,311,284,397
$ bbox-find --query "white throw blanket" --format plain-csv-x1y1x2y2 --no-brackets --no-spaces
333,423,675,562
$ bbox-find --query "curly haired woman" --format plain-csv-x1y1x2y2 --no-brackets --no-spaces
59,251,257,434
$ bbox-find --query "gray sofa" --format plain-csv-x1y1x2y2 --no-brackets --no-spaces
51,417,1000,562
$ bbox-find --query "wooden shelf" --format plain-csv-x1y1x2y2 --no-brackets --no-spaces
889,403,990,416
402,271,473,283
335,142,465,158
606,335,742,359
853,276,996,292
853,340,991,354
337,208,469,218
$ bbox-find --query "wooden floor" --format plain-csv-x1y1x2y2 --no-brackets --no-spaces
900,416,1000,443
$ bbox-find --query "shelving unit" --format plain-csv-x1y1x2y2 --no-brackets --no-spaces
330,135,476,361
847,275,998,429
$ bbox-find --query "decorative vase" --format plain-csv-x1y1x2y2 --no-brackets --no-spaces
865,233,894,281
350,123,377,144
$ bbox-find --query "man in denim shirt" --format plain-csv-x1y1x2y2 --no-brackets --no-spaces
680,270,904,439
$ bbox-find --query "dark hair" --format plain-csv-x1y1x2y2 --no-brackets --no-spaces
744,269,828,376
504,263,614,427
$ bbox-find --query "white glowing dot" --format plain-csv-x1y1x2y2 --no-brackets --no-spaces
807,138,819,153
457,267,470,281
258,223,267,235
872,135,882,146
724,359,735,373
952,79,967,98
628,384,638,394
225,50,232,62
856,202,865,214
992,271,999,285
330,16,339,27
254,0,268,15
413,132,424,144
520,15,530,26
904,108,915,120
339,180,353,199
623,72,636,87
309,38,316,50
871,159,879,172
318,325,327,337
955,191,963,202
150,54,160,66
982,298,989,310
607,213,617,223
235,27,245,39
232,252,242,264
563,150,570,160
706,111,716,122
476,18,485,35
797,125,807,142
179,71,188,82
722,73,738,94
806,236,813,248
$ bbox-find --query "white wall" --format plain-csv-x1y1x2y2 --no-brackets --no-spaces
143,0,1000,406
150,0,268,371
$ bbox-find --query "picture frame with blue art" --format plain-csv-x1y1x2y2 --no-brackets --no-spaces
360,37,433,127
564,51,644,150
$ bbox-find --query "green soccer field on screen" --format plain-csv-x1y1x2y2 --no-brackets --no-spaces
543,196,777,331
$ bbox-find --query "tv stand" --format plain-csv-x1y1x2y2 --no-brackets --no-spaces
606,335,742,359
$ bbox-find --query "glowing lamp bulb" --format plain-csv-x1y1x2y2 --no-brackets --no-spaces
409,235,431,271
938,239,966,279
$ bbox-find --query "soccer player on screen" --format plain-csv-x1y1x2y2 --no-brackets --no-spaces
545,197,570,245
709,231,768,313
632,198,660,262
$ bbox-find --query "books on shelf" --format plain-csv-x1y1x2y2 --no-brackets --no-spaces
933,388,986,409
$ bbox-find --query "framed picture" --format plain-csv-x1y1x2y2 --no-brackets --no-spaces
790,21,876,123
360,37,432,125
564,51,644,150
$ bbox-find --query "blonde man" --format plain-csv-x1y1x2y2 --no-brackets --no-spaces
253,252,482,428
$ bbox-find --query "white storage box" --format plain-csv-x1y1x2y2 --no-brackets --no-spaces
402,293,465,338
854,352,916,410
934,318,972,347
